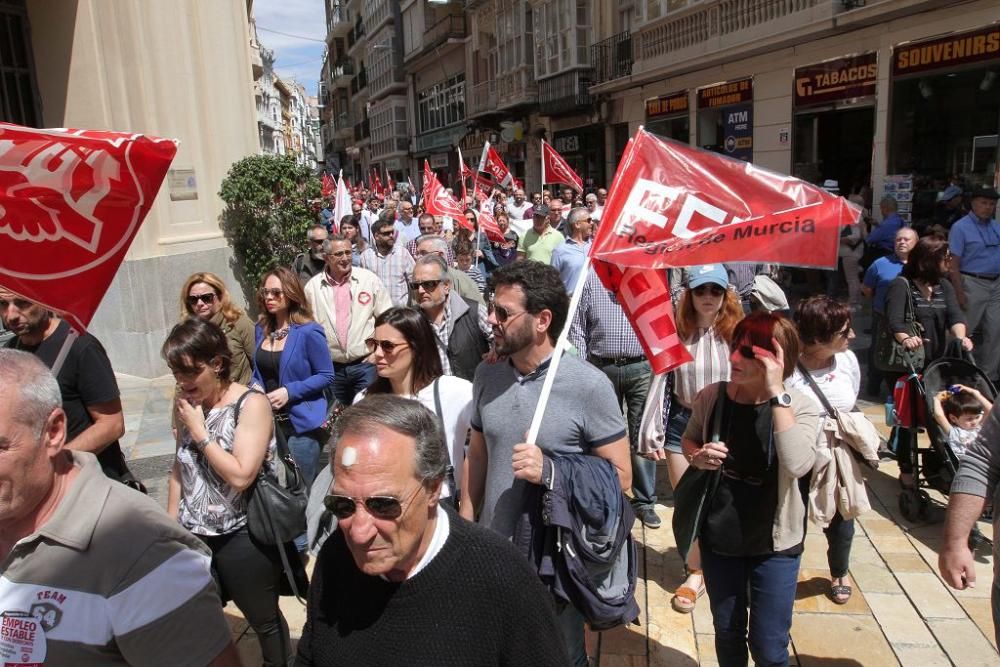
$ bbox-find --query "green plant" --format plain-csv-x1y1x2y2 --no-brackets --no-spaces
219,154,321,296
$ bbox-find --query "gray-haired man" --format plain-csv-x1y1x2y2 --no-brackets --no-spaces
411,234,485,305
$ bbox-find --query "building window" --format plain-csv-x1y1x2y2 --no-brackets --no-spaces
370,97,407,159
533,0,590,79
417,74,465,134
496,0,528,76
0,0,40,127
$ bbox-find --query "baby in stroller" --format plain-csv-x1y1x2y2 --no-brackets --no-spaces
932,385,993,459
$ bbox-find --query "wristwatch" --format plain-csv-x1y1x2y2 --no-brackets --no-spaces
769,392,792,408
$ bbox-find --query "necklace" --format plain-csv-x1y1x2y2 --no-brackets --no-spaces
270,325,290,341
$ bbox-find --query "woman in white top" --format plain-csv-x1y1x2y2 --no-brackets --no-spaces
653,265,744,613
359,307,473,502
789,295,862,604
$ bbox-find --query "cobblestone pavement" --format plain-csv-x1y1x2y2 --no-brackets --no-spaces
118,309,997,665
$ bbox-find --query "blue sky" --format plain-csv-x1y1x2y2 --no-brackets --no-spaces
254,0,327,97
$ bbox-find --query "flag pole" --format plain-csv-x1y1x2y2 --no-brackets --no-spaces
526,255,592,444
540,139,547,190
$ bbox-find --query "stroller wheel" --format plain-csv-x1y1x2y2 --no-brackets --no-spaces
899,489,921,522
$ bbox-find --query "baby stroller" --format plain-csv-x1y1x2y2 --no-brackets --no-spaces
893,345,996,547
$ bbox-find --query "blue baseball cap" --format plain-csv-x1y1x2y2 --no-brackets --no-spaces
688,264,729,289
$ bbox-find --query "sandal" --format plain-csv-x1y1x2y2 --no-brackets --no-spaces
830,579,852,605
671,569,705,614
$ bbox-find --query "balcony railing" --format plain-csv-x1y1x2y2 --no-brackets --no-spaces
333,110,356,135
331,59,354,87
347,19,366,52
496,65,537,110
590,32,632,85
350,68,368,94
636,0,833,67
539,69,595,116
353,118,371,142
468,80,497,118
407,14,467,60
327,5,351,38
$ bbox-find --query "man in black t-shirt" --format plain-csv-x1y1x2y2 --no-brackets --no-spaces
0,288,127,479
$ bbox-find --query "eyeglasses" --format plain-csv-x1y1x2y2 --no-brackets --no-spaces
327,250,352,258
365,337,409,355
488,301,527,324
186,293,217,306
409,279,443,292
375,229,395,237
309,238,326,246
692,284,726,297
737,345,756,360
324,484,422,520
259,288,284,298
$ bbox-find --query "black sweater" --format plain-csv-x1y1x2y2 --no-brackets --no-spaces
296,511,571,666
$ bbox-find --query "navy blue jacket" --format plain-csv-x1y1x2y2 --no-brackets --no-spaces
251,321,335,434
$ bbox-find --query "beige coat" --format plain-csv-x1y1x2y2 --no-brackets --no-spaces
809,411,881,527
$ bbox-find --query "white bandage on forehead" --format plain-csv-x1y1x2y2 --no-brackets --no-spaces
340,446,358,468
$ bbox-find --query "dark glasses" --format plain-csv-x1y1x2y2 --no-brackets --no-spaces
259,288,284,298
692,284,725,297
409,279,442,292
186,293,216,306
488,301,528,324
737,345,756,360
366,338,409,354
324,484,421,520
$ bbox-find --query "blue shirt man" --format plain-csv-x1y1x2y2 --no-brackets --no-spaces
949,212,1000,277
863,226,917,314
867,195,907,253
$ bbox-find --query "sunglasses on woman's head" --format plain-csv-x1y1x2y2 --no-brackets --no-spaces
692,284,726,297
365,337,408,354
186,293,216,306
324,485,421,520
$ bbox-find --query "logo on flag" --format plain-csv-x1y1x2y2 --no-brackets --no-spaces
541,140,583,192
0,124,177,330
479,142,514,189
422,161,467,227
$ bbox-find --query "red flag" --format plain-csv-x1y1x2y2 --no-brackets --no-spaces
387,172,396,193
0,123,177,331
593,261,692,374
474,208,506,244
423,161,469,230
541,140,583,192
371,168,384,197
590,128,856,269
321,172,335,198
479,142,514,188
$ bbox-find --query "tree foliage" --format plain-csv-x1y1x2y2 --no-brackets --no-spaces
219,154,320,297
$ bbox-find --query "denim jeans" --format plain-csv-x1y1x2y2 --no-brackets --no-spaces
594,358,654,509
824,513,855,578
332,360,377,406
701,549,802,667
665,399,693,455
555,600,588,667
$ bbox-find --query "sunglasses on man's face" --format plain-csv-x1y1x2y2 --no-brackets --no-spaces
487,301,526,324
324,484,421,520
186,293,216,306
408,279,442,292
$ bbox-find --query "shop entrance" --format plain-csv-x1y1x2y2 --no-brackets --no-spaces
793,106,874,194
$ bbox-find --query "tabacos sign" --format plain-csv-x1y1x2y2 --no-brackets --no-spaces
795,53,878,107
893,24,1000,76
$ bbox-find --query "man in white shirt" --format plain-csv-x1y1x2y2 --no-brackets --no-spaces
506,188,534,222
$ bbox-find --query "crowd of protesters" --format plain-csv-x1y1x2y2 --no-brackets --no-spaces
1,173,997,666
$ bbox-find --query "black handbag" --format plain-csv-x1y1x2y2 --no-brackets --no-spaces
671,382,726,564
315,387,344,444
874,278,925,374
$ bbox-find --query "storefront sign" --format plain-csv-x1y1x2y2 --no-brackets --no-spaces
794,53,878,107
429,153,449,169
697,78,753,109
554,135,579,154
893,24,1000,77
722,103,753,162
645,91,689,119
385,158,403,171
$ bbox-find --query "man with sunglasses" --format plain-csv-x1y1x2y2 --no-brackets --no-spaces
293,224,330,284
460,261,632,666
360,218,415,307
304,235,393,406
0,288,128,484
297,395,570,666
411,255,492,381
412,235,484,305
948,186,1000,383
550,207,594,292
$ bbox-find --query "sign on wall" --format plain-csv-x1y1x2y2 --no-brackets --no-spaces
893,24,1000,77
697,78,753,109
794,53,878,107
645,90,689,119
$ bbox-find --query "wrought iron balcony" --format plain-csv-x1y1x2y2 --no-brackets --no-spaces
331,60,354,88
538,69,595,116
327,5,351,40
405,13,467,62
590,32,632,85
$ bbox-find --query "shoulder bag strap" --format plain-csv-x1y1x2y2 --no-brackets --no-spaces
50,328,79,377
710,381,727,442
432,379,457,495
796,361,836,417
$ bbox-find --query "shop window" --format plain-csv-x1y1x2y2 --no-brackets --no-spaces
0,0,39,127
889,67,1000,196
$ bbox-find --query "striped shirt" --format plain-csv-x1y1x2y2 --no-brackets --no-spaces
0,451,231,665
568,270,644,359
673,326,731,408
360,244,415,307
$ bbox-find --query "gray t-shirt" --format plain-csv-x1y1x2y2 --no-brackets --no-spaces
471,353,627,538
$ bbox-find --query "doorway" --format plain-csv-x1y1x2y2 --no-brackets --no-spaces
793,106,874,195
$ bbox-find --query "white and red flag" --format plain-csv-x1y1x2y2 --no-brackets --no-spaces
423,161,469,231
457,147,470,205
331,169,352,234
541,139,583,192
588,129,857,374
0,123,177,331
478,141,514,189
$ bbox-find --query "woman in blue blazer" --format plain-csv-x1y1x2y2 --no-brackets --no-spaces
251,267,334,551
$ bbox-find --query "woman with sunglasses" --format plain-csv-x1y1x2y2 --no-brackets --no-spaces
789,296,862,604
359,307,473,503
885,236,970,489
681,313,819,667
179,272,255,384
164,317,292,666
658,265,744,614
339,215,367,266
250,267,335,551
